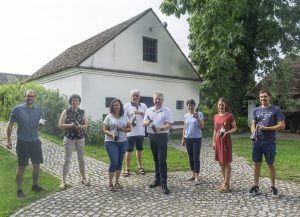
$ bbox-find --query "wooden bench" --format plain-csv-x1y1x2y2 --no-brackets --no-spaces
170,121,184,135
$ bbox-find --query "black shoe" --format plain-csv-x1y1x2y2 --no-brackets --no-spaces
149,181,160,188
32,185,45,192
17,189,26,198
248,185,260,196
187,177,195,181
271,186,279,198
162,185,170,194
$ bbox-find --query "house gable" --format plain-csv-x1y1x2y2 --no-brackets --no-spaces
80,10,200,80
28,8,201,82
28,9,152,81
28,8,202,122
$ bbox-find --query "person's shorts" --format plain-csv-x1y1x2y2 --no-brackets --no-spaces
16,140,43,166
252,140,276,164
127,136,144,152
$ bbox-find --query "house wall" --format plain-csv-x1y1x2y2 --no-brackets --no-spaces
36,69,200,122
81,11,197,80
36,69,83,104
81,69,200,121
247,100,256,126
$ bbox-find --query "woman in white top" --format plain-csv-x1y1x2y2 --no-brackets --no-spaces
182,99,205,185
103,98,131,191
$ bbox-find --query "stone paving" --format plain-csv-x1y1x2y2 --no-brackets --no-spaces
0,122,299,217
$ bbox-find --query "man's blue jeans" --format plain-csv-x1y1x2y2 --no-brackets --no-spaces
105,141,128,172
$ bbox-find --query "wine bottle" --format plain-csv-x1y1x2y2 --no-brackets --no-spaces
147,115,157,132
131,116,137,127
114,125,119,141
220,122,226,137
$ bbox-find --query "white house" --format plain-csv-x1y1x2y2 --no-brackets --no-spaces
28,8,202,122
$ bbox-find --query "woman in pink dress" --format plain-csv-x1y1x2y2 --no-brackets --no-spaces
213,98,237,193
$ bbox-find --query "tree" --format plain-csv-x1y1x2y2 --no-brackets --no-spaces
160,0,300,115
261,60,295,109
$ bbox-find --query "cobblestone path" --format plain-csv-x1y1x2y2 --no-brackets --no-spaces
0,122,299,217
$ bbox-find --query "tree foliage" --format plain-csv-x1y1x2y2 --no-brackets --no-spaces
160,0,300,115
261,61,295,108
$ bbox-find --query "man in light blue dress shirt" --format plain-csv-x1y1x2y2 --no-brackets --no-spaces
143,92,173,194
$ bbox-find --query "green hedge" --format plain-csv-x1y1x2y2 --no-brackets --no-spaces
235,116,249,132
0,81,105,146
199,104,215,137
85,119,105,146
0,82,67,135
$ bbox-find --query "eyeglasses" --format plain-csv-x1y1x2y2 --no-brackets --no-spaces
26,95,35,98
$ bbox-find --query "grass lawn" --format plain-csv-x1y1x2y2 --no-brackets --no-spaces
40,132,190,173
0,146,60,217
232,137,300,183
84,139,190,173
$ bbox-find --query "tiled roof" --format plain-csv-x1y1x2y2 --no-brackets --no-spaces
247,57,300,99
28,8,153,81
0,72,29,84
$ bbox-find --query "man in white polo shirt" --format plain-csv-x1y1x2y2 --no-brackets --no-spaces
143,92,173,194
123,89,147,177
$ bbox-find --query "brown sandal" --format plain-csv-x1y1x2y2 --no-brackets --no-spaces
123,169,130,177
215,184,223,190
138,167,145,175
218,183,230,193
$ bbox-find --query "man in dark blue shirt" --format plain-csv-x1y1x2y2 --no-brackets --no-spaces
249,90,285,197
6,90,45,198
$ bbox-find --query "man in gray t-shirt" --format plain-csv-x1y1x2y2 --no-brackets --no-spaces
6,90,46,198
249,90,285,197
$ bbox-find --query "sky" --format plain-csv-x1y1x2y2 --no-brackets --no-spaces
0,0,190,75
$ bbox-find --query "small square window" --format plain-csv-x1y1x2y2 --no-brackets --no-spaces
105,97,115,108
140,96,154,108
143,37,157,62
176,100,184,109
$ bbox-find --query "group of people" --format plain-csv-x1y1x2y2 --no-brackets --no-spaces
102,91,173,194
5,88,285,198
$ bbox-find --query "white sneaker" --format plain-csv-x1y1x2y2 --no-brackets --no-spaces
59,182,66,190
81,179,91,186
194,179,201,185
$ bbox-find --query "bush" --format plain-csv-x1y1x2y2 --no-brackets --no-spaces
0,82,68,135
235,116,249,132
37,89,68,135
198,104,215,137
0,81,108,144
0,82,43,119
85,119,105,146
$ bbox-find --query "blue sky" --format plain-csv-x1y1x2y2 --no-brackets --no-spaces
0,0,189,75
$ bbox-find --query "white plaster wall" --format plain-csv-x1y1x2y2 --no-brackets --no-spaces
36,70,84,107
247,100,256,126
81,11,197,79
81,70,200,121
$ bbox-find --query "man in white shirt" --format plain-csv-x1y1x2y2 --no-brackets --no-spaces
123,89,147,177
143,92,173,194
